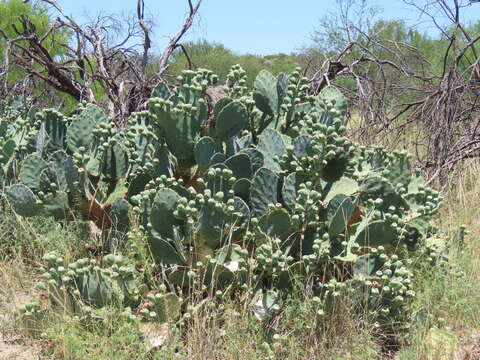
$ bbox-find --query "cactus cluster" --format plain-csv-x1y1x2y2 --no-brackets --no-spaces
2,66,449,324
126,67,445,322
349,247,415,322
36,253,140,314
1,103,130,234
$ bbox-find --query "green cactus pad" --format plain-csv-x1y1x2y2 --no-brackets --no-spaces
240,148,264,172
197,200,227,249
327,194,357,237
43,192,70,219
110,197,130,233
127,174,151,199
151,82,171,99
354,220,397,248
225,153,252,180
149,235,185,265
209,153,227,167
317,86,348,117
233,196,250,226
76,270,112,307
18,153,47,190
233,178,251,201
152,99,204,162
104,143,129,181
5,184,42,217
67,104,107,152
1,139,15,168
259,208,296,242
214,97,233,117
153,147,176,178
215,100,248,140
324,177,359,203
257,129,286,172
38,109,68,153
195,137,217,170
253,70,278,116
276,73,289,105
282,172,303,211
150,188,181,239
251,167,279,217
47,150,76,191
360,175,408,213
0,120,7,138
293,135,313,158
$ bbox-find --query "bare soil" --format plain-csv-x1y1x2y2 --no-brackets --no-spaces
456,332,480,360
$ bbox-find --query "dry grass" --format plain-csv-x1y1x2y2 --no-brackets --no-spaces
0,261,42,360
174,297,379,360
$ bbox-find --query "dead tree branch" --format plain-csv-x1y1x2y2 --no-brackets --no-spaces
157,0,203,76
0,0,203,125
308,0,480,183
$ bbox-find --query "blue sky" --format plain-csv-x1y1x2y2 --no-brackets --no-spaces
57,0,480,55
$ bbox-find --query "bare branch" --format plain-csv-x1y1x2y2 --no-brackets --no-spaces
0,0,203,125
137,0,151,74
157,0,203,75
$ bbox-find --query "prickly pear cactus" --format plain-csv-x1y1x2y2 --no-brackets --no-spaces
136,66,446,323
36,253,140,314
1,66,447,324
2,103,130,232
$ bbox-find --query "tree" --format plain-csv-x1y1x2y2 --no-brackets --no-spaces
0,0,70,99
307,0,480,182
167,40,238,83
0,0,204,124
311,0,382,53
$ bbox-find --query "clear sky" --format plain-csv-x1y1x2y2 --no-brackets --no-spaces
56,0,480,55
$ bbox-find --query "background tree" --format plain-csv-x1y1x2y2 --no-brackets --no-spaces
0,0,71,102
305,0,480,182
0,0,203,124
167,39,300,87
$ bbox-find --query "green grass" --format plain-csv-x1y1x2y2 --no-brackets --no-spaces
396,161,480,359
0,210,91,263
